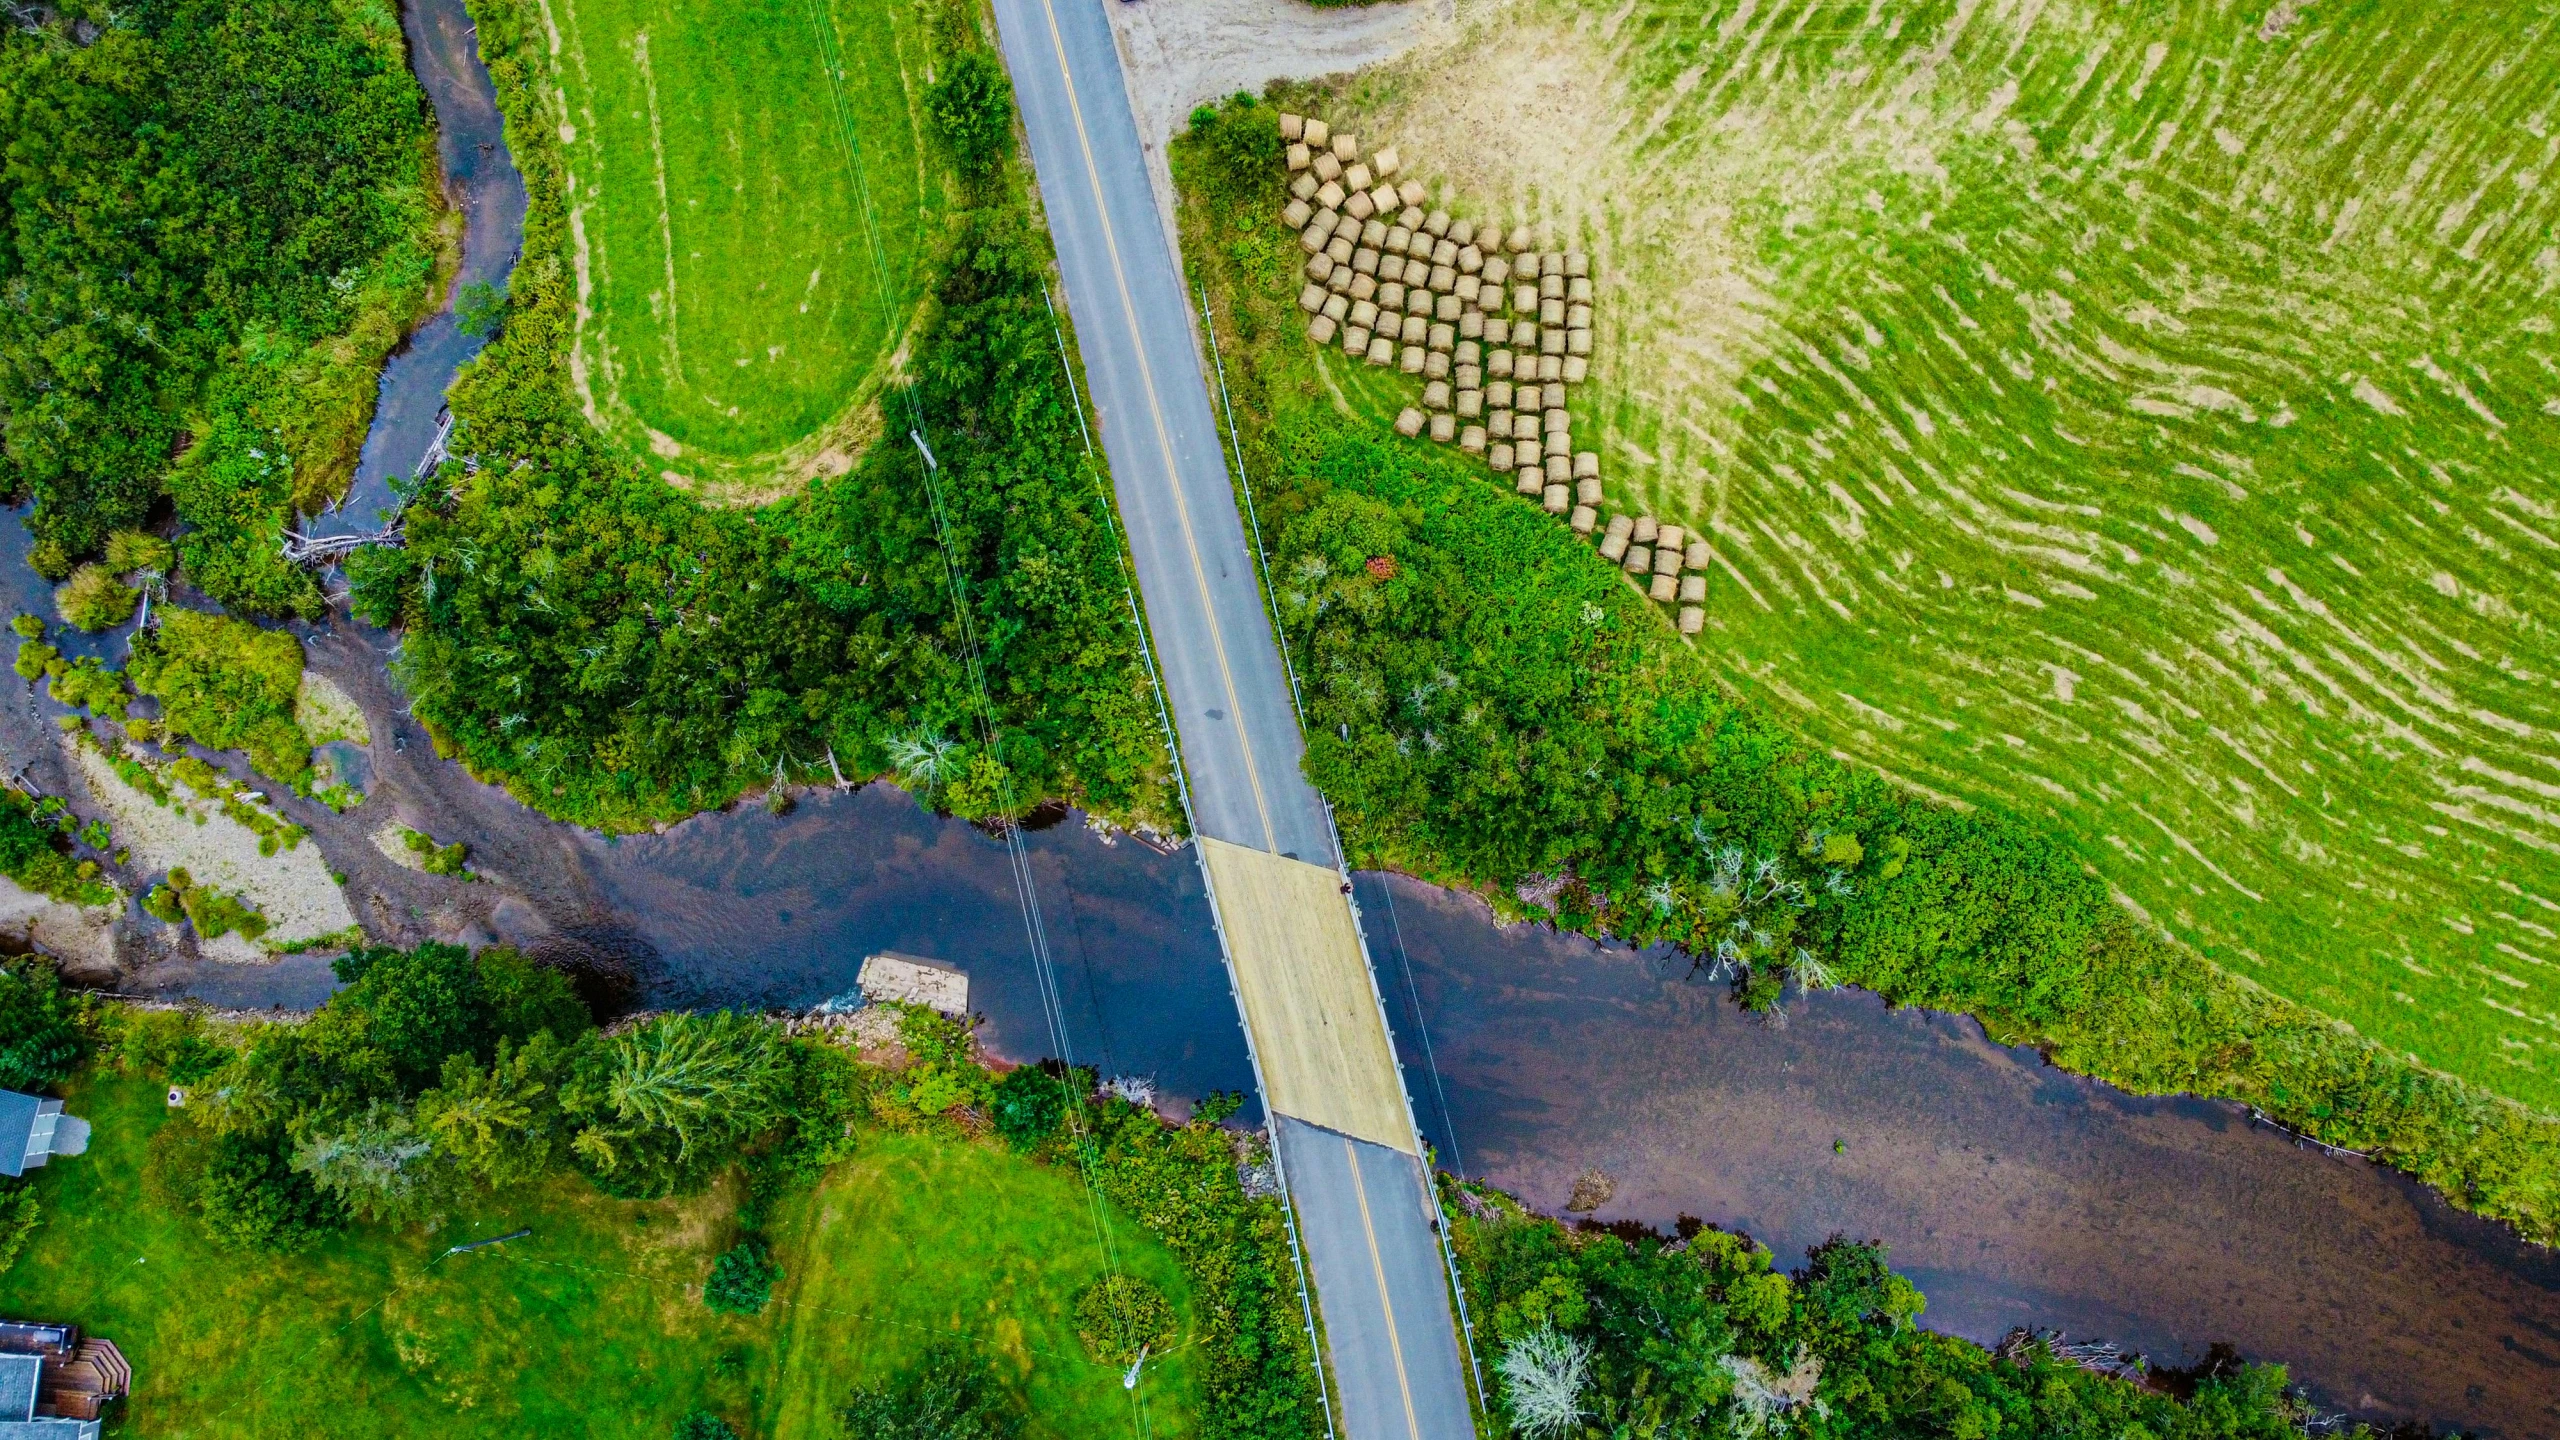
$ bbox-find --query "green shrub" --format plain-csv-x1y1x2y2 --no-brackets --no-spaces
988,1060,1091,1151
146,1120,342,1255
1074,1274,1175,1366
53,564,137,631
128,608,316,789
8,615,41,641
836,1347,1022,1440
400,827,469,876
104,530,176,576
702,1239,779,1315
928,49,1014,177
455,280,508,339
46,655,130,720
673,1412,739,1440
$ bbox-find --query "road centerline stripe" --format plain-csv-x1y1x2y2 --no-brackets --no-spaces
1026,0,1281,854
1344,1137,1423,1440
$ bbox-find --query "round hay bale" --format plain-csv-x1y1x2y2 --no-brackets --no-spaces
1348,299,1379,330
1605,512,1634,538
1574,451,1599,480
1598,531,1629,561
1540,381,1565,409
1649,573,1677,603
1400,314,1427,345
1300,223,1329,255
1544,454,1570,484
1424,209,1450,236
1569,277,1593,304
1455,274,1482,306
1458,308,1483,339
1285,202,1313,236
1566,302,1591,329
1458,244,1484,275
1543,483,1571,514
1685,541,1711,570
1680,574,1706,603
1374,186,1402,215
1343,325,1370,354
1515,436,1543,467
1424,349,1450,379
1299,283,1326,314
1322,293,1349,322
1562,355,1589,384
1654,546,1681,577
1327,265,1352,295
1435,293,1462,322
1429,264,1457,292
1307,314,1337,345
1541,328,1566,356
1515,470,1542,497
1349,272,1377,301
1287,143,1311,173
1568,329,1592,356
1404,229,1435,258
1379,281,1407,310
1576,476,1602,506
1513,320,1540,351
1383,254,1412,284
1485,379,1513,410
1543,407,1569,435
1306,252,1335,283
1460,424,1486,454
1489,443,1514,472
1304,118,1330,148
1353,247,1380,277
1536,353,1563,383
1394,405,1423,437
1385,224,1413,252
1400,344,1427,374
1314,152,1342,183
1399,179,1426,207
1514,284,1539,312
1373,145,1400,178
1327,236,1354,265
1455,388,1482,418
1333,133,1359,162
1428,238,1455,267
1398,203,1425,229
1344,162,1373,193
1406,287,1433,316
1280,112,1305,141
1430,413,1455,443
1624,544,1652,574
1429,321,1455,351
1632,516,1659,545
1656,524,1685,553
1541,273,1565,300
1291,172,1320,202
1366,335,1395,366
1566,251,1589,278
1455,360,1482,389
1487,348,1514,378
1344,190,1376,221
1362,217,1390,246
1450,218,1476,246
1317,178,1346,209
1540,297,1565,326
1516,252,1541,279
1497,224,1525,252
1481,257,1510,287
1486,409,1512,439
1570,504,1598,534
1679,605,1705,635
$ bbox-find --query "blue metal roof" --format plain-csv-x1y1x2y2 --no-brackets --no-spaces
0,1094,36,1180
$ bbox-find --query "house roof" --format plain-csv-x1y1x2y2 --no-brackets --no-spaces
0,1093,32,1180
0,1354,37,1421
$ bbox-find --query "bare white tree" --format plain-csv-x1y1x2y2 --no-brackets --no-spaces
1499,1327,1591,1438
1721,1348,1825,1439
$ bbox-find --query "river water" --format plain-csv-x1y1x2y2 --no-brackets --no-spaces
7,1,2554,1434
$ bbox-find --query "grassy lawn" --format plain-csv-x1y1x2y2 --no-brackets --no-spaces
0,1072,1198,1436
1282,0,2560,1113
758,1134,1199,1440
535,0,946,499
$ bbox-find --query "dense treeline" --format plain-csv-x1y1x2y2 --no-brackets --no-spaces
0,0,443,614
1171,96,2560,1244
1452,1190,2352,1440
350,0,1168,831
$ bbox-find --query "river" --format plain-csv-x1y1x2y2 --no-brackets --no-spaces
5,0,2555,1434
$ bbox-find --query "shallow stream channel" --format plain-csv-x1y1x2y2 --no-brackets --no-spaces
1,0,2553,1434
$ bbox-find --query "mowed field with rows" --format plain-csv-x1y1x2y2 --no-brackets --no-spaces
1315,0,2560,1111
535,0,946,500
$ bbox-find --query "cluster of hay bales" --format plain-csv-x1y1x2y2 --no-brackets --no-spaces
1279,112,1704,637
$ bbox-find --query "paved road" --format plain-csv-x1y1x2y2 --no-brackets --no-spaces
985,0,1475,1435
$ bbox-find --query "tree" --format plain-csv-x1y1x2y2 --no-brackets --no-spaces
927,50,1014,178
703,1239,780,1315
673,1412,739,1440
54,564,138,630
563,1011,787,1196
290,1101,462,1222
0,956,82,1092
1497,1327,1590,1439
1073,1275,1174,1367
989,1061,1091,1151
417,1033,570,1187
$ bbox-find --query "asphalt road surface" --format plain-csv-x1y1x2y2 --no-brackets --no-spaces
984,0,1476,1433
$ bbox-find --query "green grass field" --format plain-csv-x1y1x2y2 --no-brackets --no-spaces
0,1073,1194,1436
1301,0,2560,1112
535,0,946,499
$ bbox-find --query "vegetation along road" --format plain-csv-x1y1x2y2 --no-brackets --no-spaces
987,0,1474,1432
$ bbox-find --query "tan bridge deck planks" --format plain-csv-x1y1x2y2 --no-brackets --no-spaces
1198,837,1413,1152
